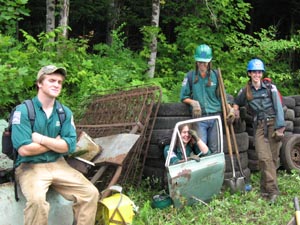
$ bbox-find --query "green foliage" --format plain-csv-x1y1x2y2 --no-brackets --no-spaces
0,0,30,36
1,0,300,121
151,0,300,99
0,23,151,119
127,170,300,225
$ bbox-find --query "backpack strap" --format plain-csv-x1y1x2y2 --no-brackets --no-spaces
187,71,194,92
55,100,66,128
23,99,36,129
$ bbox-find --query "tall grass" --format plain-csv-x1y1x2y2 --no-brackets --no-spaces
128,170,299,225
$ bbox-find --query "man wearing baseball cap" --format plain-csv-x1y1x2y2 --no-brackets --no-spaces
12,65,99,225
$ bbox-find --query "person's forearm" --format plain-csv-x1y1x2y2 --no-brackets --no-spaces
18,143,49,156
183,98,193,104
197,139,209,154
32,132,69,154
40,135,68,153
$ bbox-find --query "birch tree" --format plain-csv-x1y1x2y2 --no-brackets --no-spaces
46,0,55,33
147,0,160,78
59,0,70,38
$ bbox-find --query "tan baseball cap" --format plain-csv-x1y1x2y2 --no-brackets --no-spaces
37,65,67,80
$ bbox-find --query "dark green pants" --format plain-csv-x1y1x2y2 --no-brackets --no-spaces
255,119,281,195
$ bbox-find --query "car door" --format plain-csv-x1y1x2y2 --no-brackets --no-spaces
165,115,225,208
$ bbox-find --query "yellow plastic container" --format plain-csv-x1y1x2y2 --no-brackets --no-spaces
98,193,135,225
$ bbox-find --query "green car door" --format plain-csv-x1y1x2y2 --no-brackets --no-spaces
165,116,225,208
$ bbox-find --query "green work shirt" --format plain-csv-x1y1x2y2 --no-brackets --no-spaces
180,70,222,114
12,97,77,167
164,144,211,165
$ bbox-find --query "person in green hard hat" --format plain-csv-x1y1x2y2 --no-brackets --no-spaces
180,44,235,153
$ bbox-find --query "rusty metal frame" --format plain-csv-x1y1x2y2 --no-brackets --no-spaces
76,85,162,195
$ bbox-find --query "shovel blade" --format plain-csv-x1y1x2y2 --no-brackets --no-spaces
224,176,246,194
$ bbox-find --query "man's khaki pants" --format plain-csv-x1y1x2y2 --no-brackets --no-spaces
15,157,99,225
255,119,281,196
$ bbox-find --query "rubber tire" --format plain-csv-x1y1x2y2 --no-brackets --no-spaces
224,167,251,183
247,148,258,160
295,117,300,126
150,129,173,144
280,134,300,172
248,159,260,172
232,119,247,133
156,103,190,117
285,120,294,132
223,132,249,154
293,126,300,134
283,96,296,109
291,95,300,106
224,152,248,172
248,135,255,149
284,108,295,121
154,116,191,129
145,158,165,168
294,106,300,117
147,144,164,159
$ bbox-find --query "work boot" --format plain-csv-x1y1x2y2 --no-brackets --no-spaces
269,194,278,204
260,193,269,200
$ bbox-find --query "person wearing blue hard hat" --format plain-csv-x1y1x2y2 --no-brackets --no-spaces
233,58,285,204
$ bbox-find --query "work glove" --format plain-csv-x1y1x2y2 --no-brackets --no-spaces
226,104,235,125
272,127,285,142
189,129,200,142
188,154,201,162
190,100,202,118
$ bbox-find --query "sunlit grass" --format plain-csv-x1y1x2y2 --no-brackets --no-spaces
127,170,299,225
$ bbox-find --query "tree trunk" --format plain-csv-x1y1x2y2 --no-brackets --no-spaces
46,0,55,33
59,0,70,39
106,0,121,45
147,0,160,79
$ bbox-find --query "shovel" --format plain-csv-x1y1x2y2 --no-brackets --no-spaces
230,124,247,179
287,197,300,225
217,68,245,193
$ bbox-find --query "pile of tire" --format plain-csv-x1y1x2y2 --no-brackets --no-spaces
224,114,251,182
144,103,191,188
280,96,300,172
143,103,251,187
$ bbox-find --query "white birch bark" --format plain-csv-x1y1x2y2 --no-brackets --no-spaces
59,0,70,38
148,0,160,78
46,0,55,33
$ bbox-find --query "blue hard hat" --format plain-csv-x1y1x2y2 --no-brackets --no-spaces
247,59,265,72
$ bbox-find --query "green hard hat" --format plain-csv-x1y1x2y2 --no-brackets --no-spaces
194,44,212,62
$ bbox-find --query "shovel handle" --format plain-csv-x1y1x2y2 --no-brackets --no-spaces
217,68,236,177
295,197,300,225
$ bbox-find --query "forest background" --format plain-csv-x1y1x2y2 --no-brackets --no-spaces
1,0,300,120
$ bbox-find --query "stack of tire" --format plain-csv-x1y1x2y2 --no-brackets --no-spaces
143,103,251,187
144,103,191,188
290,95,300,134
242,106,260,172
280,96,300,172
224,113,251,182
